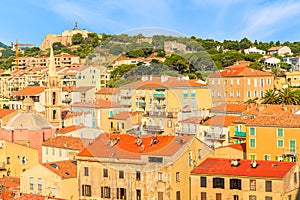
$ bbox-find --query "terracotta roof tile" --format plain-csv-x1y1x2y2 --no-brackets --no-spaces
56,125,85,134
179,117,205,124
0,109,16,119
191,157,295,178
77,133,194,159
73,86,95,93
209,103,248,113
42,160,77,179
72,99,121,109
268,46,283,51
13,86,44,96
0,176,20,190
109,111,139,120
233,114,300,128
122,77,206,89
203,115,237,126
243,104,300,115
11,194,65,200
96,87,121,94
43,136,92,151
215,143,246,152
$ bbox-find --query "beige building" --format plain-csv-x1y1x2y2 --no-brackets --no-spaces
0,140,39,177
207,61,274,105
20,160,78,199
268,46,292,56
191,157,299,200
109,111,142,134
76,65,109,90
214,143,246,160
76,133,213,200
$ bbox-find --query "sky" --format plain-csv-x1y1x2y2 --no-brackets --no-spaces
1,0,300,46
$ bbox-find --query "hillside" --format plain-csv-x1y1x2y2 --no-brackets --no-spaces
0,42,14,58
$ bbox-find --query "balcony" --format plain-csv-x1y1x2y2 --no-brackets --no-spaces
121,93,131,98
153,93,165,98
205,134,226,141
120,101,132,107
62,98,72,104
154,103,166,108
136,93,146,97
234,131,246,137
136,102,146,107
143,125,164,133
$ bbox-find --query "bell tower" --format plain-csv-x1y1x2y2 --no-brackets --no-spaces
45,46,63,128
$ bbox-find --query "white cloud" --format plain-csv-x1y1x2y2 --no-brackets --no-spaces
237,1,300,40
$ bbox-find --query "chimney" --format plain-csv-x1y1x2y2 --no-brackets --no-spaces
282,105,288,111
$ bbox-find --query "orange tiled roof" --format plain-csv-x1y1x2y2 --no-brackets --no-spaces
13,86,44,96
11,194,65,200
243,104,300,115
203,115,237,126
42,160,77,179
122,77,206,89
215,143,246,152
109,111,139,120
95,87,121,94
43,136,92,150
0,176,19,190
191,157,295,178
208,62,273,77
179,117,205,124
72,99,121,109
56,125,84,134
78,133,194,159
268,46,283,51
73,86,95,93
233,114,300,128
0,109,16,119
209,103,248,113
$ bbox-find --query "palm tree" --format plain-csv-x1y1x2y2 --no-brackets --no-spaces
261,89,278,104
245,97,259,104
277,88,300,105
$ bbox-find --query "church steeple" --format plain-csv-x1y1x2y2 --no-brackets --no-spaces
49,45,56,77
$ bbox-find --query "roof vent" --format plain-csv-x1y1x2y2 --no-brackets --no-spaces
150,137,159,146
108,137,120,147
250,160,257,168
50,163,58,169
231,159,240,167
110,152,116,157
65,172,70,175
272,163,278,167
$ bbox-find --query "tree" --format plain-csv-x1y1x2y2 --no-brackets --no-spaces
240,37,252,49
244,97,259,104
72,33,84,45
277,88,300,105
249,62,263,71
261,89,278,104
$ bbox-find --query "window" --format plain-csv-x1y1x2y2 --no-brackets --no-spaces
247,91,251,97
260,91,264,98
277,128,284,137
200,176,207,187
216,193,222,200
176,191,181,200
30,177,34,189
277,139,284,148
260,78,264,87
38,178,42,191
212,91,215,97
224,79,227,85
158,192,163,200
213,178,224,189
119,170,124,179
136,189,141,200
224,91,227,97
290,140,296,153
265,180,272,192
198,149,201,159
59,149,62,157
6,157,10,164
103,168,108,177
122,123,125,129
265,197,272,200
230,91,234,97
158,172,163,181
249,127,256,136
183,98,188,105
276,155,284,162
46,147,48,155
264,154,271,160
250,138,256,148
267,78,271,85
176,172,180,182
230,79,233,85
250,179,256,191
211,80,215,85
117,188,126,200
294,172,297,183
217,79,221,85
84,167,89,176
101,186,111,198
236,91,240,98
183,90,188,97
52,148,55,155
82,185,91,197
234,195,239,200
200,192,207,200
249,195,257,200
237,78,240,85
254,91,258,97
191,90,196,96
254,78,257,87
136,171,141,180
167,120,172,128
230,178,241,190
52,188,56,196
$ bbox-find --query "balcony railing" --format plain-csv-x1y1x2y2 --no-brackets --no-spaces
234,131,246,137
153,93,165,98
121,93,131,98
143,125,164,132
136,102,146,107
206,134,226,140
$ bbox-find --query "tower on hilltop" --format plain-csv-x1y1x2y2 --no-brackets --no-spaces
45,45,63,128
